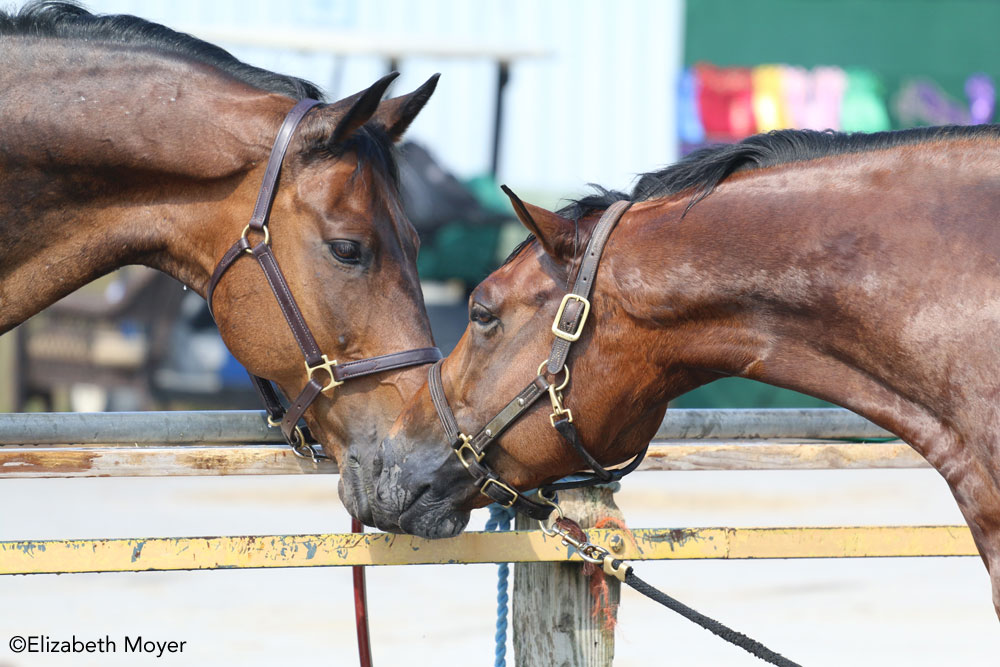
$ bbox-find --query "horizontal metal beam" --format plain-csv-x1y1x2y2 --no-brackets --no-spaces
654,408,894,440
0,439,929,479
0,408,893,446
0,525,975,575
0,410,282,445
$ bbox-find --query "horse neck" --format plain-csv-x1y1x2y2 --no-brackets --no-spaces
623,144,1000,458
0,40,288,333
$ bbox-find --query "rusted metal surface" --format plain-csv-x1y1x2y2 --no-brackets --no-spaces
0,525,975,575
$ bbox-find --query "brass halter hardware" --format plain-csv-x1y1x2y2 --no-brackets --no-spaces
240,223,270,252
538,360,571,425
306,354,345,393
455,433,485,469
551,293,591,341
481,478,519,508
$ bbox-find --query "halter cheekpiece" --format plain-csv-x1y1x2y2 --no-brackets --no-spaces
428,199,647,518
207,98,441,460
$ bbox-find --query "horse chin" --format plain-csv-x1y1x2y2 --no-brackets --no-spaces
398,498,471,539
337,449,381,528
337,476,374,527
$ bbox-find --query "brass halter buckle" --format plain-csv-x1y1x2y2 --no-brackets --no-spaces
454,433,485,469
480,477,519,508
551,293,591,342
306,354,344,393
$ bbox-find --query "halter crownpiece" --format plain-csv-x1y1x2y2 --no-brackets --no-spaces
429,199,646,518
208,98,441,460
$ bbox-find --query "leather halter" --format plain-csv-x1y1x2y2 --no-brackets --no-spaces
208,98,441,460
428,200,647,518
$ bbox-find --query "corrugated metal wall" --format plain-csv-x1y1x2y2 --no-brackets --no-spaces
80,0,685,197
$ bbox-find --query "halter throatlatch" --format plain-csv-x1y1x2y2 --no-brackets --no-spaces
428,199,646,518
208,98,441,460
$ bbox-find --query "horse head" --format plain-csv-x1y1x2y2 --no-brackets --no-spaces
371,190,699,536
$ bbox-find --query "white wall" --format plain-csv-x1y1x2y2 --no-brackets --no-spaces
75,0,685,197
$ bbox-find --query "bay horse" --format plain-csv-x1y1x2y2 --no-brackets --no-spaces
373,123,1000,617
0,2,439,524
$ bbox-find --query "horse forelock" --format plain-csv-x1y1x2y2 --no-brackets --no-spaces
302,123,401,194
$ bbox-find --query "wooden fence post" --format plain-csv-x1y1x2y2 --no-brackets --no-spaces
512,486,624,666
0,330,16,412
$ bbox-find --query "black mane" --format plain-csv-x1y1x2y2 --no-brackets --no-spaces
558,124,1000,221
0,1,323,100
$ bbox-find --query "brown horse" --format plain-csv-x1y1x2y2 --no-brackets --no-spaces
374,124,1000,616
0,2,438,523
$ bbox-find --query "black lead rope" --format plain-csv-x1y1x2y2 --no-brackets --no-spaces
622,567,802,667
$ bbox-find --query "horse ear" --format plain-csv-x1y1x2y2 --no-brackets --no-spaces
374,74,440,142
328,72,400,145
501,185,576,261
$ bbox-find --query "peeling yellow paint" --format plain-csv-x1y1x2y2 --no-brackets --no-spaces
0,526,976,575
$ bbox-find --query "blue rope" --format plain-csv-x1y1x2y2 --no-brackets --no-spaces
486,503,515,667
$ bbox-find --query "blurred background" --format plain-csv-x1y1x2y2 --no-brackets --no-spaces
3,2,1000,665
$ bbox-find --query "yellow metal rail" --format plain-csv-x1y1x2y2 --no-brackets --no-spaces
0,525,976,575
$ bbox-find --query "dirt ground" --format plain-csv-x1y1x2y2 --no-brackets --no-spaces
0,468,997,666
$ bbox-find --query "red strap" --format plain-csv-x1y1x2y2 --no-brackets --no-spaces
352,517,374,667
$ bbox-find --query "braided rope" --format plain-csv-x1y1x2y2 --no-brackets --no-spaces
485,503,516,667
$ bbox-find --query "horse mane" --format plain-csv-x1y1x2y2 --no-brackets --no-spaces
1,1,323,100
499,124,1000,266
558,124,1000,221
1,2,400,188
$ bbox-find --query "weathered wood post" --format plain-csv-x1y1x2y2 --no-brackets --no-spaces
0,330,16,412
512,486,625,666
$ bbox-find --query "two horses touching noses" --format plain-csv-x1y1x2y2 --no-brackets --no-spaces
373,126,1000,620
9,0,1000,628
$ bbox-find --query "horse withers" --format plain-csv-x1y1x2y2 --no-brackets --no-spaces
0,2,438,524
374,125,1000,617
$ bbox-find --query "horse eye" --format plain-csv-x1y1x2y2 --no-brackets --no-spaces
469,304,497,326
328,239,361,264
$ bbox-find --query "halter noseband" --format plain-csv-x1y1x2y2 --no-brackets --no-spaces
207,98,441,460
428,200,647,519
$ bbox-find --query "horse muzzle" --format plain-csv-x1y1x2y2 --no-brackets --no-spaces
371,435,474,538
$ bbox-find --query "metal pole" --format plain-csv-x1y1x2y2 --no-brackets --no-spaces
490,60,510,178
0,410,282,445
0,408,892,446
656,408,893,440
